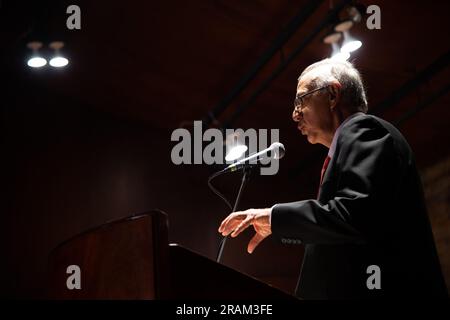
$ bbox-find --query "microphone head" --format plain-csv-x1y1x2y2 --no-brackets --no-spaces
270,142,285,159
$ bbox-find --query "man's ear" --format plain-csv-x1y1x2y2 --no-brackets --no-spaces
328,81,341,110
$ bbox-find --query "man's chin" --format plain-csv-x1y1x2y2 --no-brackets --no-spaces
306,134,317,144
299,130,316,144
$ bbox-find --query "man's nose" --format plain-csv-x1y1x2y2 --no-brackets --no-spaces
292,108,302,122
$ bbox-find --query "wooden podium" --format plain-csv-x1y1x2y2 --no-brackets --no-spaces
47,210,296,300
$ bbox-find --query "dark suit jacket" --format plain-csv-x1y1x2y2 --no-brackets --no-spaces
271,114,448,299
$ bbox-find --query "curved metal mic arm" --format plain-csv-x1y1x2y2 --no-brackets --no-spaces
207,163,258,211
207,172,233,211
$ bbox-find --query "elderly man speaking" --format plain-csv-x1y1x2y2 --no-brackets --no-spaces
218,59,447,299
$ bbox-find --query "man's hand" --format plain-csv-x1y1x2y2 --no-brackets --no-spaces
218,208,272,254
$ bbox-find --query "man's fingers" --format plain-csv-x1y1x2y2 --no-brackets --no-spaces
218,212,237,232
247,233,265,254
218,211,246,233
217,208,272,254
230,216,253,238
221,219,242,236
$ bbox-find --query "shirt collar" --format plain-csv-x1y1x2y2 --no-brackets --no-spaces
328,112,364,159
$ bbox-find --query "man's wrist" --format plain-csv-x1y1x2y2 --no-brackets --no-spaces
269,204,277,226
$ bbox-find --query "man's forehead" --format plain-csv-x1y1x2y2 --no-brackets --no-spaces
297,73,314,94
297,65,330,93
296,80,308,94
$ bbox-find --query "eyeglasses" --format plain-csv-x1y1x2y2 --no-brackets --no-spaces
293,85,329,112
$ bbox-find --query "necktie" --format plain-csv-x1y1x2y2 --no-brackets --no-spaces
320,155,331,186
317,155,331,198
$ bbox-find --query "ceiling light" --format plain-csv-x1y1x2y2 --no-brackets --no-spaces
323,31,350,60
329,42,350,61
331,51,350,61
27,57,47,68
49,41,69,68
225,131,248,162
225,145,248,162
340,31,362,53
322,31,342,45
347,5,363,23
26,41,47,68
49,56,69,67
334,19,354,32
333,19,362,53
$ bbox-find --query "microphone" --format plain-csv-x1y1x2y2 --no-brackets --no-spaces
219,142,285,174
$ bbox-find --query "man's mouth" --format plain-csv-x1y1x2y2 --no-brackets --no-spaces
298,124,306,134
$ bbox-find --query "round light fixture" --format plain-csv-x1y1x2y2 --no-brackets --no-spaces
331,51,350,61
225,145,248,162
26,41,47,68
334,19,354,32
340,31,362,53
341,40,362,53
49,41,69,68
49,56,69,67
27,57,47,68
322,31,342,45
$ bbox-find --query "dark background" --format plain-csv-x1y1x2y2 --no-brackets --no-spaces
1,0,449,298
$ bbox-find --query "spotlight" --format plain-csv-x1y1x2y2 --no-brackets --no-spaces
334,19,355,33
322,31,342,45
330,43,350,61
225,145,248,162
322,31,350,61
331,52,350,61
340,31,362,53
347,5,363,23
27,57,47,68
27,41,47,68
225,131,248,162
49,41,69,68
334,19,362,53
50,56,69,67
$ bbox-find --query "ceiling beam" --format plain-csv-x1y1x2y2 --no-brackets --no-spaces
224,0,353,128
372,50,450,116
203,0,326,127
394,82,450,126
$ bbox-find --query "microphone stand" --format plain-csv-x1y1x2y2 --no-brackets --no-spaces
216,165,253,263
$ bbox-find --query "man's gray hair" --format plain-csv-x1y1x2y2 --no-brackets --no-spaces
298,59,368,113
